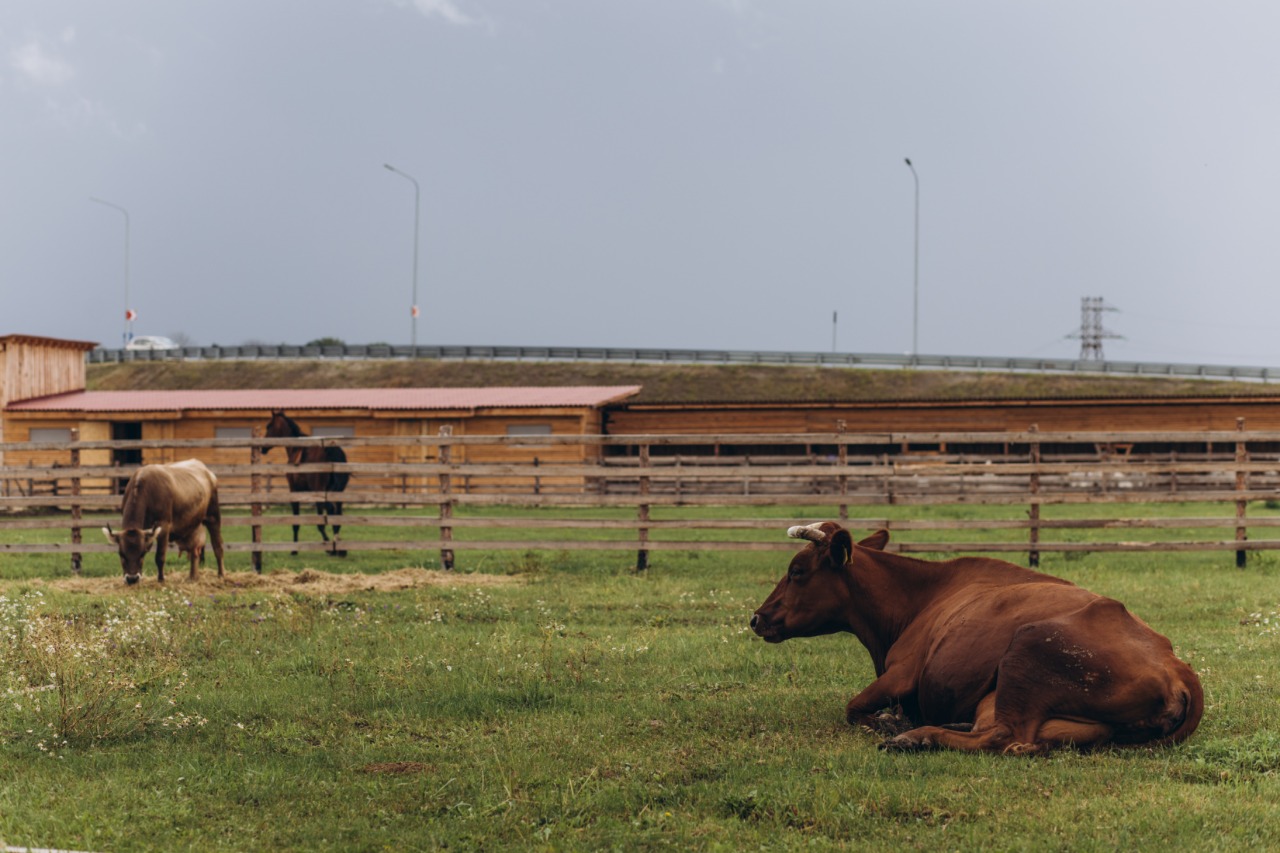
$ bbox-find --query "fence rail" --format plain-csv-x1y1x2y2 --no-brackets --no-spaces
2,427,1278,572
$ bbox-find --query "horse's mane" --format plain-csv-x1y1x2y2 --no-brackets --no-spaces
271,411,305,437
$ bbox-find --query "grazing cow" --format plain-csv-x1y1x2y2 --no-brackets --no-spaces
103,459,227,585
750,522,1203,754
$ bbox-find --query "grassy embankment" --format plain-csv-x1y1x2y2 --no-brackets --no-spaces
85,358,1280,403
2,506,1280,850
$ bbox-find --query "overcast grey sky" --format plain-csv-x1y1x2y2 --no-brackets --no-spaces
5,1,1280,365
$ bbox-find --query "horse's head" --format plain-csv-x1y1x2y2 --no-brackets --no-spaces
261,410,297,455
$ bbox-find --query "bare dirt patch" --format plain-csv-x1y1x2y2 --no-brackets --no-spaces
6,567,522,597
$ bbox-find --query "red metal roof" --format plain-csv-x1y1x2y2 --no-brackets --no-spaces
6,386,642,412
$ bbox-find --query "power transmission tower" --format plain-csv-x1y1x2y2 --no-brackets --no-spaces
1070,296,1122,361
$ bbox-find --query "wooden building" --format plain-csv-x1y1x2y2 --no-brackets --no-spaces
0,334,97,456
4,386,641,493
606,395,1280,457
8,334,1280,486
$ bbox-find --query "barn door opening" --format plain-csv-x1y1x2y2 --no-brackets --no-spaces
111,422,143,494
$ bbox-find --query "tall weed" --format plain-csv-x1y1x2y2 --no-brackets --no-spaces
0,591,202,748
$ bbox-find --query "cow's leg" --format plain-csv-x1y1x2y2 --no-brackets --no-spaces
886,617,1145,754
886,707,1117,755
1027,719,1116,752
990,612,1191,752
846,667,920,733
155,531,169,584
205,517,226,580
331,501,346,557
883,693,1041,753
290,501,301,555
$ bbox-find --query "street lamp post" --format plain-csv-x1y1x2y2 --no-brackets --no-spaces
383,164,421,349
89,197,132,346
904,158,919,358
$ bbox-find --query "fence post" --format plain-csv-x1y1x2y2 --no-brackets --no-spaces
70,428,82,575
674,453,683,502
251,427,263,573
1236,417,1248,568
637,442,650,571
438,425,455,571
883,451,895,505
837,420,849,522
1028,424,1040,568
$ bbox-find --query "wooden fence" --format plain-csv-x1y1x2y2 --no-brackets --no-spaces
3,424,1280,572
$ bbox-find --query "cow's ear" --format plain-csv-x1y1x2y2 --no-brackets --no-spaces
144,526,162,545
816,521,844,540
102,526,119,545
857,529,890,551
827,529,854,568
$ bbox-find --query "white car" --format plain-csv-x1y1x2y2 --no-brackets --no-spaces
125,335,180,351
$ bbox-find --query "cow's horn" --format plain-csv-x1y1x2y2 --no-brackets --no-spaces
787,523,828,543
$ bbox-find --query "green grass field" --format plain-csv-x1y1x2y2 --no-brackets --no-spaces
2,507,1280,851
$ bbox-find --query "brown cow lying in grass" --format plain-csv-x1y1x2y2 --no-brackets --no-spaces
750,522,1203,755
103,459,227,585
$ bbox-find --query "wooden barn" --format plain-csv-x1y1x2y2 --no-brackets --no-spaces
606,394,1280,457
0,334,98,453
3,386,642,494
9,333,1280,483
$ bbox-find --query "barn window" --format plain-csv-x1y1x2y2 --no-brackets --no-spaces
29,428,73,443
215,427,253,439
507,424,553,436
312,425,355,438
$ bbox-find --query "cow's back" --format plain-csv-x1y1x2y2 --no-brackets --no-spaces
122,460,217,536
911,580,1124,724
164,460,217,534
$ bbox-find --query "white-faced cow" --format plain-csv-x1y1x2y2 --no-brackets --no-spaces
750,522,1203,755
103,459,227,585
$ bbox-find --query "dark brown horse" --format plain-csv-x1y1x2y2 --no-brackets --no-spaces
262,410,350,556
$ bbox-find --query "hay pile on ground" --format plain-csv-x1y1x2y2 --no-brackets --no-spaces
4,567,520,597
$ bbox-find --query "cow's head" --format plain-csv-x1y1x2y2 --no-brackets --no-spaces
749,522,889,643
102,524,162,585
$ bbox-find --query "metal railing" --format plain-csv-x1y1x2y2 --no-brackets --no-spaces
86,344,1280,382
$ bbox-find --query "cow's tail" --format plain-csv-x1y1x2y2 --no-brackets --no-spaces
1158,668,1205,746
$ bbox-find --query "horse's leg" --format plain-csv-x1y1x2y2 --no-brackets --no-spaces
291,500,301,556
315,502,330,543
332,501,346,557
